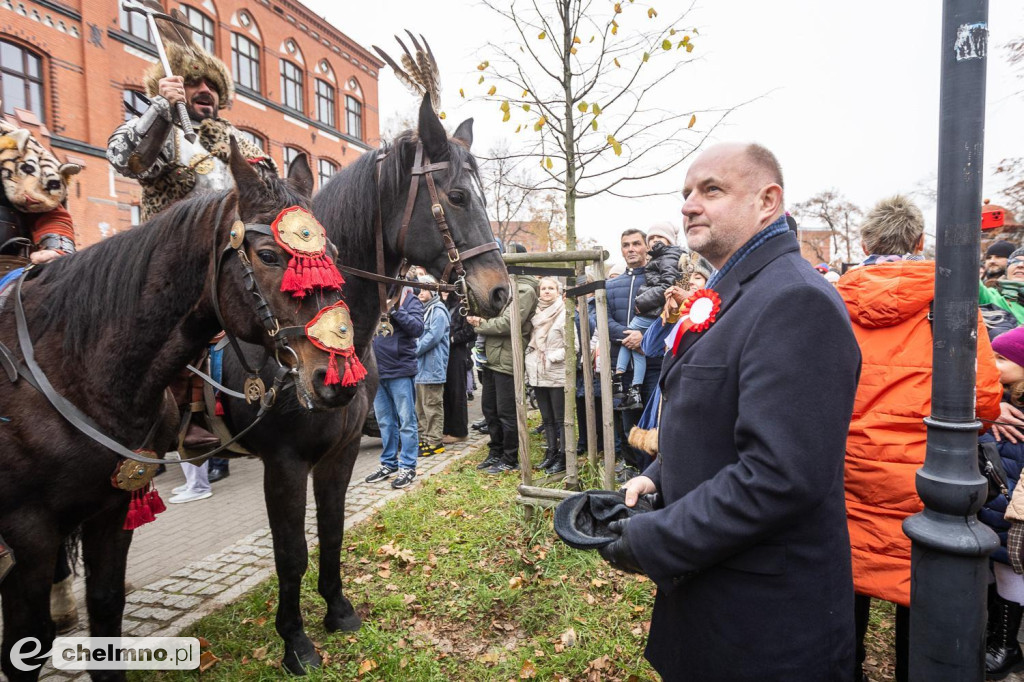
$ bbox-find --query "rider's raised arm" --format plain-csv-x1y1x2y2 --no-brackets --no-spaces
106,95,175,181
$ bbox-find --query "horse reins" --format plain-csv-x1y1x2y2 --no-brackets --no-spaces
334,142,499,332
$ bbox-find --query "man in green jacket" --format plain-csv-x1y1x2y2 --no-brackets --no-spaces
468,272,540,473
980,246,1024,325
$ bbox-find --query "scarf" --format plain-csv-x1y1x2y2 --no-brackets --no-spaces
706,214,790,290
529,296,565,355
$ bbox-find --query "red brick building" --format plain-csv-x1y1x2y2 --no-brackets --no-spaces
0,0,380,246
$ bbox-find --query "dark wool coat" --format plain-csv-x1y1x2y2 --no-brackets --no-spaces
605,266,661,380
372,293,424,380
628,231,861,681
633,243,684,316
979,431,1024,566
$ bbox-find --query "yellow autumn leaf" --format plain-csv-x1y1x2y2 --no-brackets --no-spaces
519,660,537,679
477,61,489,70
478,75,484,84
538,30,547,39
590,35,595,43
573,36,581,44
614,2,622,13
515,125,521,133
614,57,621,67
459,88,465,98
682,35,690,44
523,104,531,112
686,42,694,52
642,51,650,62
670,28,676,35
607,135,622,156
591,103,601,115
545,157,553,169
487,85,497,96
357,659,378,676
648,7,657,18
500,100,510,112
509,575,524,589
570,47,577,55
591,119,598,131
523,89,529,97
578,101,588,113
502,111,511,122
688,114,696,128
662,39,672,50
439,112,446,119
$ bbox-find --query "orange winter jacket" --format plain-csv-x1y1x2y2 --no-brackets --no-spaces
838,260,1002,607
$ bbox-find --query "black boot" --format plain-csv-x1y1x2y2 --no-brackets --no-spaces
545,451,566,475
537,425,559,470
612,373,626,401
987,594,1024,680
615,385,643,412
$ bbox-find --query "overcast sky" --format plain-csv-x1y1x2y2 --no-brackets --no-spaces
305,0,1024,262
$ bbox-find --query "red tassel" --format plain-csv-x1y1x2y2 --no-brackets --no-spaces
342,353,367,387
148,488,167,515
324,352,341,386
215,396,225,416
123,484,166,530
123,491,142,530
281,256,304,295
139,500,155,524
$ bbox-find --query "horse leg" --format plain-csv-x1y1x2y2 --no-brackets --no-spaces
1,520,60,682
264,456,320,675
80,505,133,682
312,440,362,633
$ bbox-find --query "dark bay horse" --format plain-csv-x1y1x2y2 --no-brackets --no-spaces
0,143,360,681
217,94,509,673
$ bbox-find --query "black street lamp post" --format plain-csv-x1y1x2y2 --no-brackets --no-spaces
902,1,997,680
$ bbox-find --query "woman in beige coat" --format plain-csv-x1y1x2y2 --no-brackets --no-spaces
525,277,567,474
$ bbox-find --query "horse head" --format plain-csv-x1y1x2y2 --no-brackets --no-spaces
384,94,510,317
216,139,363,411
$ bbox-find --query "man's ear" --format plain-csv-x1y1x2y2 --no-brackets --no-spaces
759,184,784,221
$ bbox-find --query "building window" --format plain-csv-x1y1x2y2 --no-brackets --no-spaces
317,158,337,188
122,90,150,121
315,80,335,128
118,5,153,44
280,60,303,113
345,96,362,140
0,41,44,122
231,33,260,92
181,5,215,53
234,129,265,152
283,146,304,175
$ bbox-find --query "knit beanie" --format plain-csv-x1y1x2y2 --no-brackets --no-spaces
992,326,1024,368
1009,247,1024,264
607,263,625,279
987,240,1016,259
646,222,679,246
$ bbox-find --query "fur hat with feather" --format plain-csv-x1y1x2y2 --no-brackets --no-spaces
142,4,233,109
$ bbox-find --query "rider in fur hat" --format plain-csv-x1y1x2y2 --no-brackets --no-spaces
106,10,277,221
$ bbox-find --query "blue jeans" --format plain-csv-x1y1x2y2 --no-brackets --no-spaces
374,376,419,471
615,315,656,385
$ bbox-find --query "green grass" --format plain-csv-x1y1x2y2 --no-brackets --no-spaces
135,444,657,681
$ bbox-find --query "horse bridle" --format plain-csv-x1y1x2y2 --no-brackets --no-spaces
335,142,500,333
0,202,333,466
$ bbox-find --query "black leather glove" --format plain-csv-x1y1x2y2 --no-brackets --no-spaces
598,518,644,574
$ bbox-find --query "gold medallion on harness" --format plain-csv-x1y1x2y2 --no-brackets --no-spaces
306,304,355,353
244,376,266,404
112,455,160,492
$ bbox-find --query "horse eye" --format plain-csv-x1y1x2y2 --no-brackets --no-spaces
257,250,280,266
448,190,466,206
45,179,62,192
20,163,35,175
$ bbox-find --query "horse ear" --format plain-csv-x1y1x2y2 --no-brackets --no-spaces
287,152,314,199
417,92,448,160
452,118,473,149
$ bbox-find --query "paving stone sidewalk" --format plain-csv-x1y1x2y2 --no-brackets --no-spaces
36,403,489,680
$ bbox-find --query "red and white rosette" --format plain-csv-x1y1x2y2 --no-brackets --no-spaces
670,289,722,355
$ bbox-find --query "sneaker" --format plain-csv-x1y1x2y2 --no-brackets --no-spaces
365,464,397,483
486,461,519,475
615,385,643,412
612,373,626,401
168,489,212,504
477,455,502,470
391,468,416,489
442,434,467,445
171,483,189,495
420,444,445,457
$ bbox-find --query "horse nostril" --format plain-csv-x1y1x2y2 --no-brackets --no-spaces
491,286,509,311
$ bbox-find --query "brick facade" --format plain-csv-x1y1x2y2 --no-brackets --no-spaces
0,0,380,247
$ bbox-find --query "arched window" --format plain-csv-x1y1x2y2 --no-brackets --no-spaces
181,5,215,53
283,146,306,176
280,59,303,113
234,128,265,152
122,89,150,122
0,41,44,121
345,95,362,141
231,33,260,92
315,79,335,128
317,158,337,188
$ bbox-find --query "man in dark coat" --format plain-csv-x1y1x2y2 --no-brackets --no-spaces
603,142,861,681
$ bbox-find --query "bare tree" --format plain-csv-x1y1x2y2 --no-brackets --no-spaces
792,190,864,264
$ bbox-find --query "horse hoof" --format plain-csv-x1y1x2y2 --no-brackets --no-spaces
324,610,362,633
281,646,321,676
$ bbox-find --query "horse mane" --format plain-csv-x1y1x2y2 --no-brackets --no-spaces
313,130,481,268
31,190,231,360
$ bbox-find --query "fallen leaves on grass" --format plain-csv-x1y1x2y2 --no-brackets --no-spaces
519,659,538,678
199,650,220,672
560,627,577,648
357,658,378,676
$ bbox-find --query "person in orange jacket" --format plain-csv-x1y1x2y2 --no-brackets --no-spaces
838,195,1007,682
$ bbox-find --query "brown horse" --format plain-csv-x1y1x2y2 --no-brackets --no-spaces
0,142,362,681
216,94,510,673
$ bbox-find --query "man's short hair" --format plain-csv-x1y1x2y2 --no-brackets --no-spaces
860,195,925,255
745,144,784,189
621,228,646,242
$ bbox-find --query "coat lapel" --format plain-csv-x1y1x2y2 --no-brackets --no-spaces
660,232,801,382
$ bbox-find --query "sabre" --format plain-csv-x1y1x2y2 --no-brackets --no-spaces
121,0,198,144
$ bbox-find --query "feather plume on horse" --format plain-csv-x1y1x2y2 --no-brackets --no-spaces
373,31,442,113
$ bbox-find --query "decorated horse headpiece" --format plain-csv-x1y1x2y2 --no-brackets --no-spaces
268,207,366,387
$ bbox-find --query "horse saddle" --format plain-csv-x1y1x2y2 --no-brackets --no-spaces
178,342,252,459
